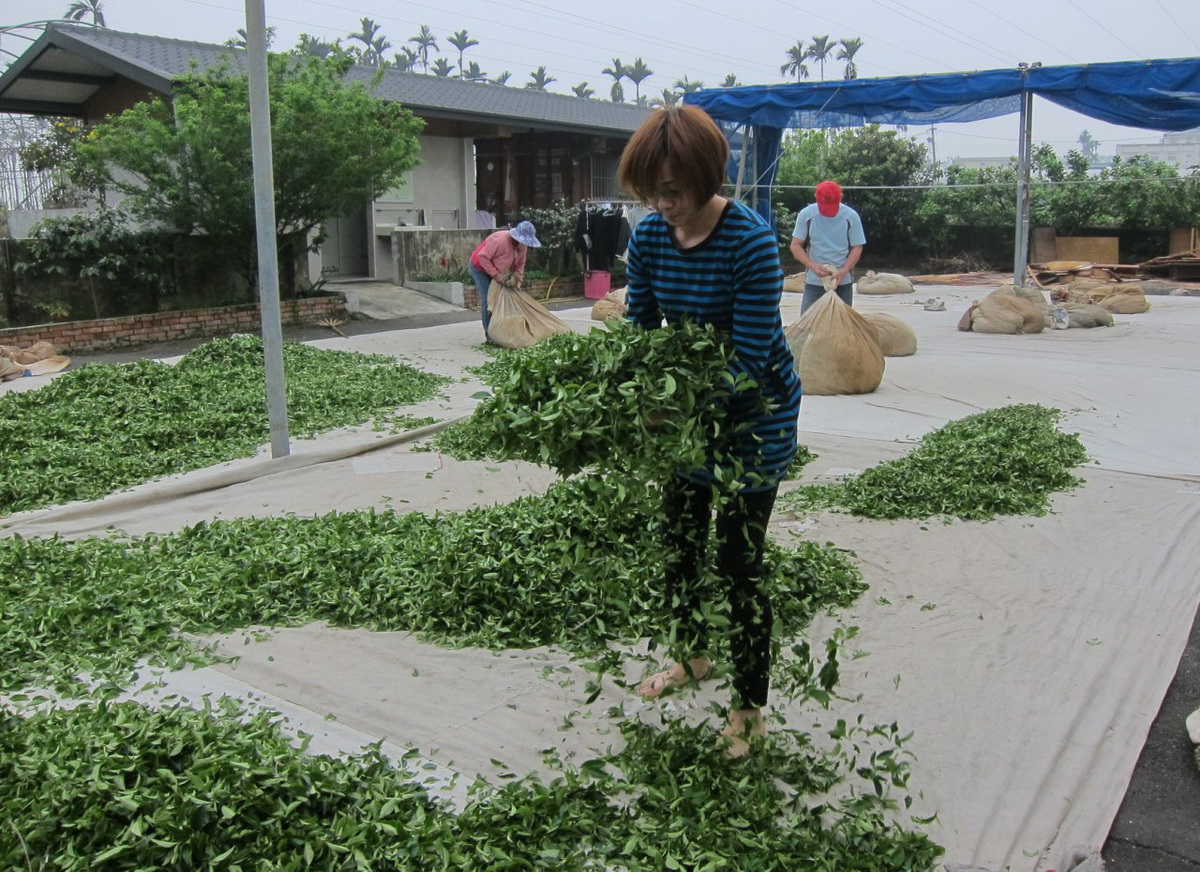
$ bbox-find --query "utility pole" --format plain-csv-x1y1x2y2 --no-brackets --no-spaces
245,0,291,457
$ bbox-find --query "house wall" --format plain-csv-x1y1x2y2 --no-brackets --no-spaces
0,295,345,354
391,228,489,286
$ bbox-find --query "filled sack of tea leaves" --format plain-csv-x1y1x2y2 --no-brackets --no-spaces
785,289,884,395
1092,284,1150,314
487,280,572,349
590,287,627,321
1062,303,1115,328
856,270,914,295
957,294,1045,334
861,312,917,356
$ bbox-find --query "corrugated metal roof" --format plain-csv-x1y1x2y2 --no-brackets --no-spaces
0,24,651,135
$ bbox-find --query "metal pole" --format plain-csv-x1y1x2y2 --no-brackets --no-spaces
1012,72,1034,288
245,0,290,457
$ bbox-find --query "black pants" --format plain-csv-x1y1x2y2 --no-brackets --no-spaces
660,477,778,709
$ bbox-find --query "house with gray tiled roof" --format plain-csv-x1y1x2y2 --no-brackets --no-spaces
0,24,650,281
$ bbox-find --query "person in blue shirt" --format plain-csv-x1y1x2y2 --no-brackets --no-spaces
789,180,866,313
618,104,803,758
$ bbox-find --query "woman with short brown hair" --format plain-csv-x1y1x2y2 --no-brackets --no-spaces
618,105,802,758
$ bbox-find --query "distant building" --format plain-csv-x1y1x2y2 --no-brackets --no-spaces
1114,129,1200,171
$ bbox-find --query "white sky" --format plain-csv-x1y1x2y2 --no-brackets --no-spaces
7,0,1200,159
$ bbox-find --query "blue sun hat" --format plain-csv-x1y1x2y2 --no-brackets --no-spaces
508,221,541,247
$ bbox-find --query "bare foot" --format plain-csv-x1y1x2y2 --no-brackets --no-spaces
636,657,714,699
720,708,766,759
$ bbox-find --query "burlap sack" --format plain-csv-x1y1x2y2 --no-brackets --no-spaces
1062,303,1115,328
856,270,914,295
27,340,58,360
590,288,627,321
5,347,40,364
782,272,807,293
861,312,917,356
487,280,571,349
0,357,23,381
959,295,1045,334
1096,290,1150,314
785,289,884,395
990,284,1048,306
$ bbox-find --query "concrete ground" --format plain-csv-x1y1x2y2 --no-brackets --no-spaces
70,278,1200,871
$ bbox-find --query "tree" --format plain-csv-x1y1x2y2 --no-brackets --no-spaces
650,88,679,108
720,74,742,88
462,61,487,83
602,58,626,103
572,82,596,99
64,0,105,27
431,58,455,77
226,27,276,49
780,42,808,81
624,57,653,104
349,17,390,66
447,29,479,79
490,71,512,86
804,34,835,80
390,48,419,72
409,25,438,74
1077,130,1100,162
673,76,704,95
75,54,424,290
837,37,863,80
525,66,556,91
295,34,338,59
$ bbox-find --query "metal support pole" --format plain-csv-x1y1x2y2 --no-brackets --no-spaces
245,0,290,457
1012,79,1034,288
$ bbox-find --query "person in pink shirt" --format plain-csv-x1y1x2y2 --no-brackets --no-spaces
468,221,541,342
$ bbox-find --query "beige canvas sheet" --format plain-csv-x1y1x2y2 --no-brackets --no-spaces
5,287,1199,872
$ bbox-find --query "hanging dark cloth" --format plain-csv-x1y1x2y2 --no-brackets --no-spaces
574,204,631,271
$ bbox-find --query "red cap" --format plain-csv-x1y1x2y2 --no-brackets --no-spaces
815,180,842,217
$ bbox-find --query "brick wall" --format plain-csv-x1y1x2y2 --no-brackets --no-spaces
0,296,345,354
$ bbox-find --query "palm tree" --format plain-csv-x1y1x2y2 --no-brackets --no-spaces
602,58,626,103
463,61,487,83
720,74,741,88
673,76,704,95
409,25,438,74
1078,130,1100,161
392,47,420,72
805,34,835,80
349,18,389,66
837,37,863,80
624,57,654,105
296,33,337,59
227,27,276,49
447,29,479,79
431,58,455,77
64,0,105,26
780,42,809,81
525,66,556,91
650,88,680,108
572,82,596,99
490,71,512,86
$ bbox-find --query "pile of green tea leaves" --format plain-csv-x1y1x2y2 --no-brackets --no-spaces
0,475,864,695
0,335,448,516
429,320,765,481
781,404,1089,520
1,697,941,870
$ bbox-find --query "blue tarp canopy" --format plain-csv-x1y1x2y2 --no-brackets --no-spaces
685,57,1200,227
687,58,1200,133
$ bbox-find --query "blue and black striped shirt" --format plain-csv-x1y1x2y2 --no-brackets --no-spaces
626,198,803,491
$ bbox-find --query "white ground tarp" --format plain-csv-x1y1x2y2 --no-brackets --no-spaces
4,285,1199,872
